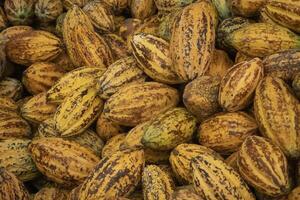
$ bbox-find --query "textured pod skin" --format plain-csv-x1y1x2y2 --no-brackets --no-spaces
102,133,126,157
55,13,66,38
0,110,31,139
205,49,233,78
263,49,300,81
172,185,203,200
21,92,57,124
29,137,100,186
103,0,128,13
46,67,104,103
0,168,30,200
235,52,253,63
217,17,252,56
54,84,103,137
261,0,300,33
131,33,183,84
0,7,8,31
192,152,255,200
0,25,33,40
34,187,68,200
225,151,239,171
288,186,300,200
98,56,146,99
130,0,156,20
124,121,170,164
238,136,291,197
35,0,63,23
0,138,39,181
169,143,221,184
52,50,75,72
0,77,23,100
142,107,197,151
219,58,264,111
198,112,258,154
96,113,125,141
83,1,115,32
229,0,267,17
254,76,300,158
103,82,179,126
63,6,113,69
37,118,104,156
103,34,131,60
142,165,175,200
212,0,231,19
170,1,218,81
6,30,63,66
0,96,18,112
63,0,90,10
158,10,181,41
78,149,144,200
183,76,221,122
154,0,195,11
293,73,300,99
4,0,34,25
22,62,65,95
226,23,300,57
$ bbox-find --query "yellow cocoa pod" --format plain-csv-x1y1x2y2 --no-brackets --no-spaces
35,0,63,23
130,0,156,20
4,0,34,25
0,77,23,100
34,187,68,200
96,113,125,141
205,49,233,78
229,0,267,17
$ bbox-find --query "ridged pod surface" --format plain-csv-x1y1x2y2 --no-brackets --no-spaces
142,107,197,151
238,136,291,197
219,58,264,112
172,185,203,200
103,82,179,126
0,138,39,181
217,17,252,56
211,0,231,19
21,92,57,124
205,49,233,78
0,25,33,40
254,76,300,158
63,0,90,10
37,118,104,156
29,137,100,186
102,133,126,157
169,143,221,184
183,76,221,122
225,151,239,171
142,165,175,200
83,1,115,32
102,0,128,13
158,10,182,41
226,23,300,57
54,84,103,137
198,112,258,154
63,6,113,69
192,152,255,200
35,0,63,23
235,52,253,63
98,56,146,99
229,0,267,17
131,33,183,84
0,96,18,112
34,187,68,200
154,0,195,11
0,7,8,31
78,149,144,199
263,49,300,81
22,62,65,95
103,34,131,60
130,0,156,20
96,113,125,141
46,67,105,103
170,1,218,81
4,0,34,25
0,77,23,100
262,0,300,33
6,30,63,66
0,168,30,200
0,110,31,139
